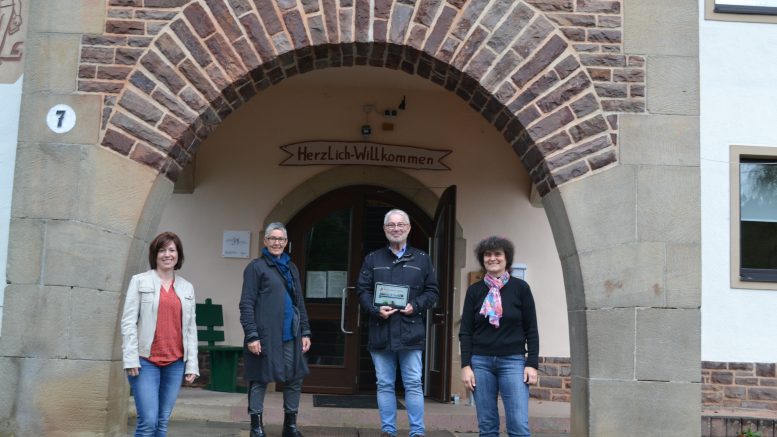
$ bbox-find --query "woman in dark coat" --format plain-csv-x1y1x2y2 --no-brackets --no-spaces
239,222,312,437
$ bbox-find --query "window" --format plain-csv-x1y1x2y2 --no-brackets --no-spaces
707,0,777,23
731,146,777,288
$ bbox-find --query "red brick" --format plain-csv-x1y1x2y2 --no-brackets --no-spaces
130,142,167,171
106,20,145,35
78,80,124,93
184,3,217,38
97,65,132,80
102,128,136,155
81,47,115,64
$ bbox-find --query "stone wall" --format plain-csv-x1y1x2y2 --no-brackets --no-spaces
534,356,572,402
703,361,777,411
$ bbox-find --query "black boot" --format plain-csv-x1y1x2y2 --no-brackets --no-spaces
282,411,304,437
249,413,265,437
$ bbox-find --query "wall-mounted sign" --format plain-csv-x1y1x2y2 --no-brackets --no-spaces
280,141,451,170
222,230,251,258
46,104,76,134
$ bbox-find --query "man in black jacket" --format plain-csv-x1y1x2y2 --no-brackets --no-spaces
357,209,439,437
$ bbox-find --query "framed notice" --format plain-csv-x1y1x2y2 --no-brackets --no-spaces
327,271,348,298
222,230,250,258
306,271,327,298
374,282,409,309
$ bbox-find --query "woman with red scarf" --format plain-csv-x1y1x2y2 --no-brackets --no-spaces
458,236,539,437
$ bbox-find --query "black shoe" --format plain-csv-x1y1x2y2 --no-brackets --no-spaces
249,413,265,437
282,411,304,437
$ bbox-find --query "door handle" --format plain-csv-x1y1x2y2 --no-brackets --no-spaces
341,286,356,334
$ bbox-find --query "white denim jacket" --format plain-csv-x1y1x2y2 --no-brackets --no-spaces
121,270,200,376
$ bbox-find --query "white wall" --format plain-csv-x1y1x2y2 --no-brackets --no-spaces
700,8,777,361
0,76,23,336
157,67,570,357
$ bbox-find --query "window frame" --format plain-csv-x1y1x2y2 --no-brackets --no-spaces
730,145,777,289
706,0,777,23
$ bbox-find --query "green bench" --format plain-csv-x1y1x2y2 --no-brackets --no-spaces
196,298,245,393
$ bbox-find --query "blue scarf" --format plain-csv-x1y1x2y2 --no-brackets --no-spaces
262,247,295,341
262,247,294,294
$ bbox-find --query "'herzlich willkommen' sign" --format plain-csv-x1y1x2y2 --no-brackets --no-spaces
280,141,451,170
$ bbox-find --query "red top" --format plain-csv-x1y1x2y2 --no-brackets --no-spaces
148,281,184,366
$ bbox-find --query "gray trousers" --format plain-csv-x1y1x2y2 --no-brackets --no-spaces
247,340,303,415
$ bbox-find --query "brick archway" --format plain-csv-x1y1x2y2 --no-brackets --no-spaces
80,0,642,196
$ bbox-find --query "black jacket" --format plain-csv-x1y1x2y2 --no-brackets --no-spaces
239,255,311,383
357,246,439,351
458,277,539,369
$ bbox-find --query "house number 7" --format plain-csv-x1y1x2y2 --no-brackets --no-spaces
46,104,76,134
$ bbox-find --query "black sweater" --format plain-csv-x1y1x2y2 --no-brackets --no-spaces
458,277,539,369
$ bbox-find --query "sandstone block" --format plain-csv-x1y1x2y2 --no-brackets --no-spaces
580,242,666,308
636,308,701,382
43,220,132,292
637,165,700,244
620,114,699,166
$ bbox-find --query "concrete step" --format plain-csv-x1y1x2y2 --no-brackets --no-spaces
129,388,571,435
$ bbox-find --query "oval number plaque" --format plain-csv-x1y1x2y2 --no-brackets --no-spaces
46,104,77,134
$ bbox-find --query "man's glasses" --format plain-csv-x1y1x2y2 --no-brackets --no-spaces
265,237,287,243
384,223,408,230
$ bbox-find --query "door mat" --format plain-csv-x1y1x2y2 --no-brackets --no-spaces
312,394,405,410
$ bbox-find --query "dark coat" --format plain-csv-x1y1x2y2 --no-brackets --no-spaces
356,246,439,352
239,254,311,383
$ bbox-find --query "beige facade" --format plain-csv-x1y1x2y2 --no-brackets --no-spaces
0,0,700,435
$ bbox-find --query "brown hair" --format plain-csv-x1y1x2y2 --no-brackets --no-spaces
474,236,515,273
148,231,184,270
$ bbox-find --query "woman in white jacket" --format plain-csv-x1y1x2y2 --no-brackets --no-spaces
121,232,199,437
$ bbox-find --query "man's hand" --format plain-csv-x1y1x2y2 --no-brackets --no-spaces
184,373,197,384
399,303,414,315
126,367,140,377
378,306,398,319
247,340,262,355
302,336,311,353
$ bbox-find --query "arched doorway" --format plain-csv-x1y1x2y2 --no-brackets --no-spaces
1,0,703,434
286,184,455,402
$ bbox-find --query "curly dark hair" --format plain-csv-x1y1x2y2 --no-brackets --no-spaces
474,236,515,273
148,231,184,270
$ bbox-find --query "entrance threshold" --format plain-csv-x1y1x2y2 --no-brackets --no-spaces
129,387,571,434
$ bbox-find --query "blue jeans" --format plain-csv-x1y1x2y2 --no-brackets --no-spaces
371,350,425,436
128,358,185,437
471,355,530,437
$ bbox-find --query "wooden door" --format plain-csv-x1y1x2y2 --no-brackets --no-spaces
426,185,456,402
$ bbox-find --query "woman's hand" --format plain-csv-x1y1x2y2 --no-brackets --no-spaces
461,365,476,391
302,336,311,353
248,340,262,355
126,368,140,377
524,366,538,385
184,374,197,384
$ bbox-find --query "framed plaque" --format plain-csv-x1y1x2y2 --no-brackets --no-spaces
374,282,409,309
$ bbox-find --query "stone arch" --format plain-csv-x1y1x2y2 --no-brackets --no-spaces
81,0,637,197
2,0,703,435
